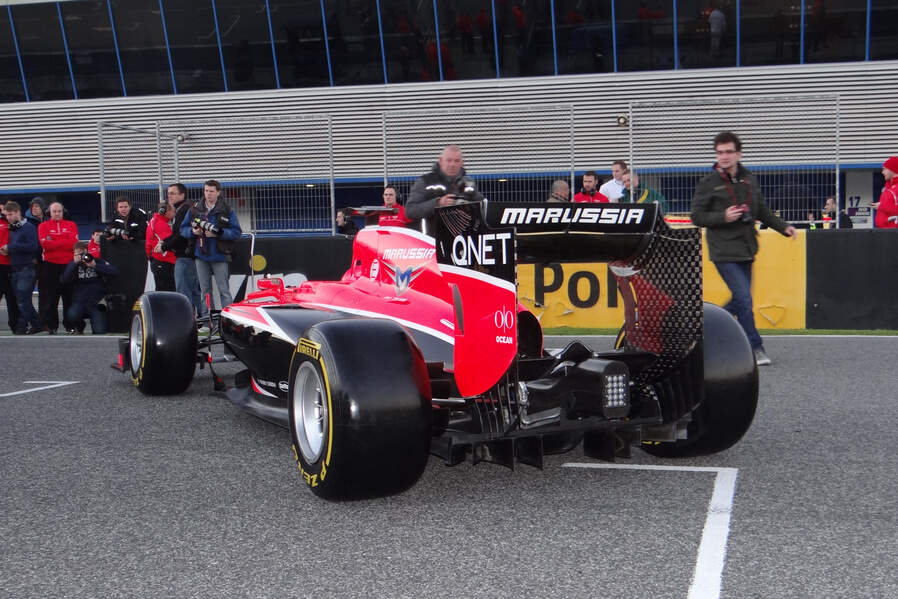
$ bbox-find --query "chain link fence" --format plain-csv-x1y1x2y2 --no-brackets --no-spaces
383,105,574,204
628,94,840,226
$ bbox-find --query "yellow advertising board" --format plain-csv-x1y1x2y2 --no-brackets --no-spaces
517,229,807,329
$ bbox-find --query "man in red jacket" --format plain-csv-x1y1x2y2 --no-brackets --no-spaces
573,171,609,203
0,211,21,332
146,202,176,291
38,201,79,333
378,186,411,227
874,156,898,229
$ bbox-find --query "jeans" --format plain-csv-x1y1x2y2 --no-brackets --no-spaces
175,257,205,317
195,259,232,310
714,261,763,350
11,265,39,330
0,264,20,331
66,300,108,334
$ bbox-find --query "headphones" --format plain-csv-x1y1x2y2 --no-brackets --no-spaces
157,202,170,215
9,218,24,229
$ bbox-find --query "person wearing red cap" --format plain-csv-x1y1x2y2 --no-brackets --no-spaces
874,156,898,229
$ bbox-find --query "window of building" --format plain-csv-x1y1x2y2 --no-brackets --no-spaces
870,1,898,60
214,0,277,91
741,0,801,66
162,0,226,93
555,0,613,75
805,1,866,63
615,0,675,72
10,3,73,101
60,1,123,99
109,0,173,96
494,0,554,77
433,0,497,81
268,0,330,88
0,10,26,102
379,0,437,82
323,0,383,85
676,0,735,69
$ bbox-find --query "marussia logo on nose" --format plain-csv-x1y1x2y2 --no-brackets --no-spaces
500,206,645,225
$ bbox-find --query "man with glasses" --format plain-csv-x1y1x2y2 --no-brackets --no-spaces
691,131,796,367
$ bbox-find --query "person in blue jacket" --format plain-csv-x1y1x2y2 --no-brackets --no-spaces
62,241,119,334
180,179,242,312
1,201,41,334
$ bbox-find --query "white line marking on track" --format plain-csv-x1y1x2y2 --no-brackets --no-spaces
563,462,738,599
0,381,80,397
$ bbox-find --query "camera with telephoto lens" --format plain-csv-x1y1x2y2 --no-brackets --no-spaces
79,252,94,264
191,216,221,235
105,222,128,239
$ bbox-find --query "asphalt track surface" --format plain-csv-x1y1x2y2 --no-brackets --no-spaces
2,334,896,599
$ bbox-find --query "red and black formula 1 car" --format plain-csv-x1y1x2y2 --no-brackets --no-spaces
116,200,757,500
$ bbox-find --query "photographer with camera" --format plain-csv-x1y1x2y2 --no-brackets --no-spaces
62,241,119,334
406,145,483,234
105,196,147,242
691,131,796,367
181,179,242,312
146,201,176,291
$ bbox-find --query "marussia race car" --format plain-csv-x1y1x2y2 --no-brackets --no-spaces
116,200,758,500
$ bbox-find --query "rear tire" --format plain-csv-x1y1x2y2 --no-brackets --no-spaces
639,303,759,457
288,318,432,500
130,292,197,395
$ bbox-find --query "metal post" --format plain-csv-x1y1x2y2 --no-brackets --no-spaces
329,115,336,235
156,122,164,203
627,102,634,203
174,135,180,183
98,122,106,222
382,112,388,188
569,105,575,196
835,94,841,228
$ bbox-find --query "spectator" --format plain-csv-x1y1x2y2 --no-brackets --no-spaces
690,131,796,367
106,196,147,242
336,208,358,236
874,156,898,229
146,201,176,292
181,179,242,312
406,145,483,233
547,179,570,203
26,196,47,227
809,196,852,229
161,183,204,319
708,1,726,59
0,210,21,333
2,201,41,334
378,186,411,227
573,170,609,203
87,228,103,258
62,241,119,335
621,170,669,215
599,160,627,201
37,201,79,334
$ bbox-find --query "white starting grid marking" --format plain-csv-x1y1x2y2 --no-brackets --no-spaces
0,381,80,397
563,462,738,599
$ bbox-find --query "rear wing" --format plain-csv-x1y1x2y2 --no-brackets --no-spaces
434,201,702,395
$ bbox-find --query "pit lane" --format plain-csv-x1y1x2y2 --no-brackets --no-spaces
1,335,896,598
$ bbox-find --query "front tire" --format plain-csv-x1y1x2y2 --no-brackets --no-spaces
288,318,432,500
130,292,197,395
640,303,759,457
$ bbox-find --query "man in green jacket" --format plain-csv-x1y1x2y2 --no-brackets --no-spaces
691,131,796,366
621,170,669,215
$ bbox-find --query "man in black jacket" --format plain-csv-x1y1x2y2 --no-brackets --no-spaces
161,183,203,318
691,131,796,367
405,145,483,233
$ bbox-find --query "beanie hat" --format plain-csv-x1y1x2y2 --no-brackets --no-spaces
884,156,898,173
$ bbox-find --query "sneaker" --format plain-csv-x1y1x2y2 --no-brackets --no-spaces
197,325,210,335
24,325,42,335
754,348,772,366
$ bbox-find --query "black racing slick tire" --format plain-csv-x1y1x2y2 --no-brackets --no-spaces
129,292,198,395
638,303,759,458
288,318,432,500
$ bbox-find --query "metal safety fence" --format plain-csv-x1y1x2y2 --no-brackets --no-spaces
382,105,575,204
99,115,336,233
628,94,840,226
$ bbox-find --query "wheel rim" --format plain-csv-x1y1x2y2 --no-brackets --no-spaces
129,313,143,377
292,362,328,463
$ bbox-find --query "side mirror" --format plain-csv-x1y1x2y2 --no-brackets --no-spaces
256,277,284,293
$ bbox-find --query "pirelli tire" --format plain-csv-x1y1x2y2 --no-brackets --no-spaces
640,302,759,458
288,318,432,500
129,292,198,395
